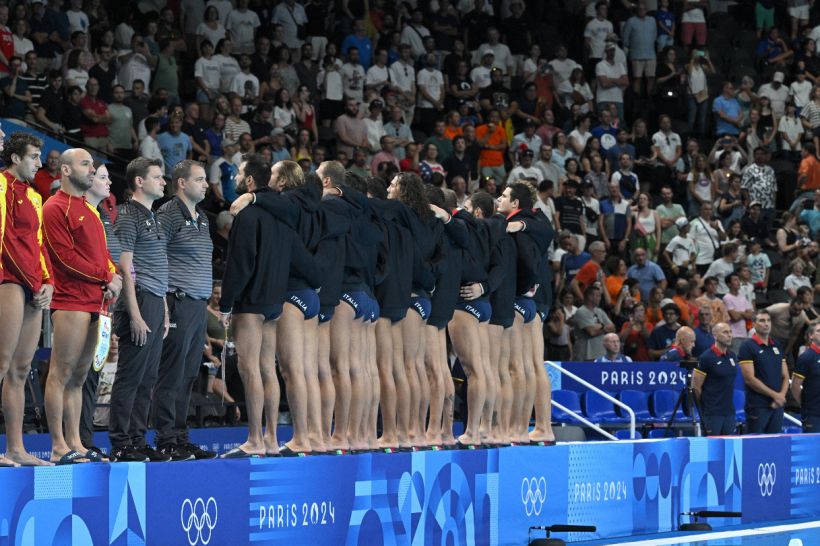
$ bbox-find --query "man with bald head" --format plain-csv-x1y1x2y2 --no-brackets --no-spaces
693,322,738,436
42,148,122,463
594,333,633,362
660,326,696,361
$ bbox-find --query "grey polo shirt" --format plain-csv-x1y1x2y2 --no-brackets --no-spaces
114,199,169,297
157,196,213,300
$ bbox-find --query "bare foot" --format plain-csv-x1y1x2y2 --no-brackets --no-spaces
528,429,556,443
237,441,266,457
456,433,481,446
7,450,53,466
377,437,398,450
0,455,20,467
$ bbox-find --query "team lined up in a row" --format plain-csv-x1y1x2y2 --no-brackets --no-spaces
217,158,557,456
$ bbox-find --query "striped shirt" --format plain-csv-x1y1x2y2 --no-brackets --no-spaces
114,199,168,297
99,206,122,264
157,196,213,300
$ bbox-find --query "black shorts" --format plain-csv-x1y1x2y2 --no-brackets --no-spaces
2,280,33,302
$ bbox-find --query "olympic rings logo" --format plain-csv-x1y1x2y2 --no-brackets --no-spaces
180,497,218,545
521,476,547,516
758,463,776,497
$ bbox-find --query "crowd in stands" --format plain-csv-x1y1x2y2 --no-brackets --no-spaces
7,0,820,372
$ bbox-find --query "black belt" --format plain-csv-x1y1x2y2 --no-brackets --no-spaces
169,289,202,301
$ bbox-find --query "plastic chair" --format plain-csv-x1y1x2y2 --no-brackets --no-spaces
615,429,643,440
618,390,655,423
583,391,629,424
733,390,746,423
651,389,686,421
551,390,583,424
784,426,802,434
647,428,675,439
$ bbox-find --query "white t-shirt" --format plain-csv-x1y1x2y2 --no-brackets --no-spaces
474,42,513,73
665,234,696,266
139,136,164,173
595,60,626,104
366,64,390,90
569,129,591,150
401,24,430,57
758,82,790,117
583,197,600,236
470,65,492,89
778,115,804,151
389,61,415,93
230,73,260,105
213,53,240,93
689,217,723,265
206,0,233,25
651,130,683,163
584,18,614,59
194,56,222,92
195,22,227,48
549,57,582,86
274,106,296,129
682,2,706,23
226,9,261,54
416,68,444,108
320,69,344,101
688,65,707,95
687,171,713,203
13,36,33,57
791,79,813,108
118,50,152,91
704,258,736,294
66,9,90,35
341,62,365,102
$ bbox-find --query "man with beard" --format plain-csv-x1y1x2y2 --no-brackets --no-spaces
152,160,216,460
43,149,121,464
0,132,54,467
334,98,368,159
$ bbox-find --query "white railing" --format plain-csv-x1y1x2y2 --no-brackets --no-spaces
784,412,803,429
551,399,618,441
544,360,637,440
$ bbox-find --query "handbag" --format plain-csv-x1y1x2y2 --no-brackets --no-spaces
287,7,308,40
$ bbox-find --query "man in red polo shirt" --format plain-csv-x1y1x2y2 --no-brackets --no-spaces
0,5,12,75
33,148,61,201
80,77,112,153
43,148,121,464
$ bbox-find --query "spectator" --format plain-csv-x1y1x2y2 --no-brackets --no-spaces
226,0,260,55
475,109,507,181
118,34,157,92
213,38,240,94
80,77,112,151
759,71,790,119
681,0,707,52
594,333,633,362
389,44,417,124
632,192,662,260
595,42,628,124
401,9,431,59
62,85,85,138
767,297,809,361
713,82,743,138
419,143,446,183
33,149,61,200
627,247,667,301
649,303,683,360
704,242,739,296
652,114,684,180
690,202,725,275
584,2,613,70
741,147,778,225
756,28,793,69
697,276,731,325
663,218,697,280
341,46,365,103
724,272,753,353
139,116,164,172
622,2,657,95
271,0,307,51
443,135,473,183
334,97,368,158
610,152,638,200
569,114,593,156
572,284,616,361
692,306,716,357
657,185,686,246
366,48,390,96
785,258,813,298
506,148,541,186
1,57,31,119
800,190,820,238
600,180,633,255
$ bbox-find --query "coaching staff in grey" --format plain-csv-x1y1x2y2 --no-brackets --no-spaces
152,160,216,460
109,157,171,462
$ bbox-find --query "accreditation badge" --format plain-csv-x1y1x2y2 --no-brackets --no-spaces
773,347,780,355
92,313,112,372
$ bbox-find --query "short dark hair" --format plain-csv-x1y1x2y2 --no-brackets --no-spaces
662,303,681,316
508,181,534,210
470,191,495,218
0,132,42,167
172,159,201,182
126,157,163,191
318,160,346,188
144,116,160,133
241,153,271,190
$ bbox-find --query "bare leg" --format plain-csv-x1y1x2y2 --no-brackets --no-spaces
317,320,335,448
3,295,50,466
508,314,527,443
448,310,485,445
64,324,99,454
414,320,429,444
229,313,266,456
46,310,96,460
366,321,380,449
401,310,424,445
347,317,367,451
478,321,497,444
376,317,398,448
528,317,555,442
329,303,354,450
519,316,536,440
391,318,412,448
303,316,323,450
424,325,444,445
260,320,280,454
276,304,311,452
439,330,456,446
497,327,513,441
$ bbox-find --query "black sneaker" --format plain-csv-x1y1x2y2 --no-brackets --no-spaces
181,442,217,460
136,445,172,462
157,444,195,462
110,446,149,463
